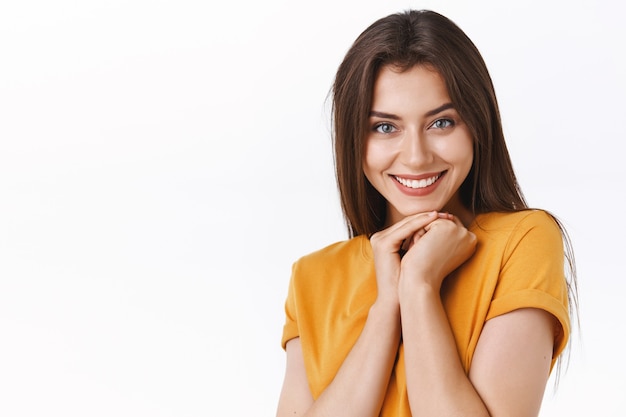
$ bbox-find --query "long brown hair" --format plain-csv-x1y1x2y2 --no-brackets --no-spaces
331,9,578,378
333,9,525,237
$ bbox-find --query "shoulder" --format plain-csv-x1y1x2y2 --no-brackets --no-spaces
473,210,561,243
472,210,564,259
474,209,558,231
288,234,374,295
294,235,371,271
290,235,372,288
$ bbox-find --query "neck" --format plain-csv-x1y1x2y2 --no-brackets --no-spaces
442,196,474,228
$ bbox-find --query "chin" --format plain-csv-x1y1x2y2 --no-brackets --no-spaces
404,203,445,215
393,205,442,221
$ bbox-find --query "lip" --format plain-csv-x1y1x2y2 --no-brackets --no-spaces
391,171,446,196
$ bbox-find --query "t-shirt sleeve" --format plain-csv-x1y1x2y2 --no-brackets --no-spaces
281,262,300,349
485,211,571,360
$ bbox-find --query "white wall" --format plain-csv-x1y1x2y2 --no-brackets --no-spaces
0,0,624,415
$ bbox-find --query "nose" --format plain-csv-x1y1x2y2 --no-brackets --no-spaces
400,129,432,167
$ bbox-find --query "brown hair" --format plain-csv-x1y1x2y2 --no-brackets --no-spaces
332,9,525,237
331,8,578,379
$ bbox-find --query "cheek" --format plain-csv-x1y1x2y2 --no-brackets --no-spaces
462,140,474,171
449,135,474,172
434,140,472,168
456,144,474,169
362,141,382,175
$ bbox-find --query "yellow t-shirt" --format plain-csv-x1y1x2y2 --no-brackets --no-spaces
281,210,570,415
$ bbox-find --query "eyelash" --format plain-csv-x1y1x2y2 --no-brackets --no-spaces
373,122,397,134
372,118,455,134
431,118,455,129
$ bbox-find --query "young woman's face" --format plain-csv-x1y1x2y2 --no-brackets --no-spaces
363,65,474,226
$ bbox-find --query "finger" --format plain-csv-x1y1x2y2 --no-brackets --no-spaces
394,217,440,247
407,228,426,248
410,212,452,239
437,212,459,222
423,216,464,233
374,211,437,242
390,211,438,235
372,212,439,255
437,212,452,220
403,226,426,248
423,218,444,232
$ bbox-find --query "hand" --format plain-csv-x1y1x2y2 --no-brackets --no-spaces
399,213,477,291
369,211,441,304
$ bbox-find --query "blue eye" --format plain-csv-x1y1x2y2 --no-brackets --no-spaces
431,118,454,129
374,123,396,134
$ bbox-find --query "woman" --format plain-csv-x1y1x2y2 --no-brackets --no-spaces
276,9,577,417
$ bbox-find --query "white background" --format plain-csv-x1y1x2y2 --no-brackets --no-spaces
1,0,624,415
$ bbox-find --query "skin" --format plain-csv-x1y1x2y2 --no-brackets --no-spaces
363,65,474,228
276,65,556,417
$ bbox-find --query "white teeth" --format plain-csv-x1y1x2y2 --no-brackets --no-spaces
395,174,440,189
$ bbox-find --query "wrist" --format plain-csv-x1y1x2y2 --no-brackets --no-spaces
398,276,440,304
371,295,400,317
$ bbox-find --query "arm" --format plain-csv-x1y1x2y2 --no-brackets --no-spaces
400,282,489,417
276,212,442,417
399,216,556,417
276,338,314,416
400,288,554,416
276,301,400,417
469,308,554,417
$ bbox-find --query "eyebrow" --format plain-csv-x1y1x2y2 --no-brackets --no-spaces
369,102,455,119
425,102,454,117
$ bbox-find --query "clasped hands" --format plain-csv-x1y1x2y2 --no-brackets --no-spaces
369,211,477,303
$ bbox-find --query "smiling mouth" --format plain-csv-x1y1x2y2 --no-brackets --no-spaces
393,172,445,189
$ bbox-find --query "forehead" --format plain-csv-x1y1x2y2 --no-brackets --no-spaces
371,65,450,111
